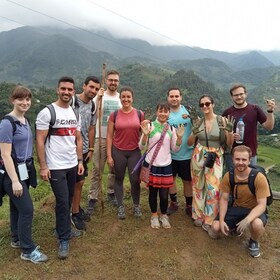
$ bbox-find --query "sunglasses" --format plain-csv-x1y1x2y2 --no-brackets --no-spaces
199,102,212,108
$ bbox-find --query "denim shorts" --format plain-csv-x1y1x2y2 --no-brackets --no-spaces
216,206,268,230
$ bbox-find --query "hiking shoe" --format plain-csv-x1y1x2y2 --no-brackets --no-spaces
20,246,48,264
159,215,171,228
79,207,91,222
54,229,82,239
151,216,160,229
193,219,203,227
248,239,260,258
71,213,86,230
58,240,69,259
11,240,20,248
117,205,126,220
87,199,97,215
133,205,142,217
107,193,117,207
167,202,179,215
185,205,192,217
202,223,218,239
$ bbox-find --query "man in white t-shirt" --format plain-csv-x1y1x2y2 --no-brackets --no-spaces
36,76,84,260
87,70,122,214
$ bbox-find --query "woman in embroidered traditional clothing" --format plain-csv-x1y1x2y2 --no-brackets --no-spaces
139,103,184,229
187,95,234,237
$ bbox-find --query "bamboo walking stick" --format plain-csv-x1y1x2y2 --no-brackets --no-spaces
98,63,106,211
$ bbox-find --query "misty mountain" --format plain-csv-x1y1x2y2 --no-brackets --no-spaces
0,26,280,89
227,51,274,71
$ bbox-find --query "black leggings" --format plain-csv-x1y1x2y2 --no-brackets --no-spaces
112,146,141,206
148,186,169,214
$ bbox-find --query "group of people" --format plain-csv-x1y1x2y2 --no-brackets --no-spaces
0,71,276,263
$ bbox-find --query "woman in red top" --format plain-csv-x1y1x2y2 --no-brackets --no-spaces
107,87,144,219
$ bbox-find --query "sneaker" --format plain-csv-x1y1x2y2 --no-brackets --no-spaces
87,199,97,215
167,202,179,215
11,240,20,248
71,213,86,230
107,193,117,207
193,219,203,227
20,246,48,264
79,207,91,222
248,239,260,258
117,205,126,220
133,205,142,217
159,215,171,229
151,216,160,229
54,229,82,239
58,240,69,259
185,205,192,217
202,223,218,239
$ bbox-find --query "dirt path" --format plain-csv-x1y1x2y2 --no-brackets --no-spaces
0,193,280,280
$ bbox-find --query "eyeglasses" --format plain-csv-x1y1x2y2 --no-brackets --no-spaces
107,79,119,83
199,102,212,108
232,92,245,98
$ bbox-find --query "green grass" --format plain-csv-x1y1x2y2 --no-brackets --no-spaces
257,145,280,192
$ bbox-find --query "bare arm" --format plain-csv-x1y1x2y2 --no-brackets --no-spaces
85,124,95,161
139,120,150,149
36,129,51,181
244,198,266,224
262,99,275,130
106,120,115,167
262,113,274,130
187,133,196,146
76,130,84,175
219,192,230,236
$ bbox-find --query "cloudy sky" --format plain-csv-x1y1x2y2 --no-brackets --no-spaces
0,0,279,53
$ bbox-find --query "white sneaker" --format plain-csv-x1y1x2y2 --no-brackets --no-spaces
159,215,171,229
150,216,160,229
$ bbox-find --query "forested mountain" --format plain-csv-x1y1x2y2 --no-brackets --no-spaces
1,26,280,88
2,68,278,131
0,26,279,133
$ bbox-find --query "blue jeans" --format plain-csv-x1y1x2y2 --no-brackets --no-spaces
3,175,35,254
50,166,77,241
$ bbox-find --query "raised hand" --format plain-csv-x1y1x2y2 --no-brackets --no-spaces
186,105,200,123
140,120,151,135
192,118,204,135
176,124,185,138
224,115,235,132
264,97,275,111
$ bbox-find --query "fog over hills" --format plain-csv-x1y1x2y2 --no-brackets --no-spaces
0,26,280,88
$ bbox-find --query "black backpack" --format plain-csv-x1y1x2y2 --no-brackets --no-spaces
70,95,96,115
229,165,273,206
1,115,20,135
43,103,79,144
